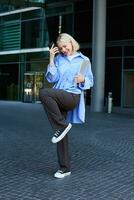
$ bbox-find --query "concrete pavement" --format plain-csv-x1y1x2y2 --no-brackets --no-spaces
0,101,134,200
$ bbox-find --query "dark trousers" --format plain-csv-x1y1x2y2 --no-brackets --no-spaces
39,88,80,172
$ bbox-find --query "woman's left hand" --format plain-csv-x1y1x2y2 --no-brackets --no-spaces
74,73,85,84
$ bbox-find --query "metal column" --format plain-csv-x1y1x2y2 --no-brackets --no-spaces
91,0,107,112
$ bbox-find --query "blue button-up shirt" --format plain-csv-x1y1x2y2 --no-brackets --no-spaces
45,52,93,123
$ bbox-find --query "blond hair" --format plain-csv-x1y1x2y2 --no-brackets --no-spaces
56,33,80,53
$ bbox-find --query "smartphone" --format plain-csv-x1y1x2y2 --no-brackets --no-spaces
49,42,59,56
48,42,56,49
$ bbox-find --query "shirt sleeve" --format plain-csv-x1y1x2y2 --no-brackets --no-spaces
45,62,60,83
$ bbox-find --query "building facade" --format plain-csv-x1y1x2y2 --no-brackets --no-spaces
0,0,134,108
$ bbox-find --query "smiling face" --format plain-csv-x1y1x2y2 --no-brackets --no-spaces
57,41,74,56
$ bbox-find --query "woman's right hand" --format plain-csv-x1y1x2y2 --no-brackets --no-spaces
49,43,59,64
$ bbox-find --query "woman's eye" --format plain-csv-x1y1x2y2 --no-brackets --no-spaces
59,45,67,51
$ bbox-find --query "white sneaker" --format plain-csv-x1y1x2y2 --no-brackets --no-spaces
54,170,71,179
51,123,72,143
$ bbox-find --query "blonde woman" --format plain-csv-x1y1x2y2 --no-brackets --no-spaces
39,33,93,178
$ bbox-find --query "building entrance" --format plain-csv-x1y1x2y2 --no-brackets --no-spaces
24,72,44,103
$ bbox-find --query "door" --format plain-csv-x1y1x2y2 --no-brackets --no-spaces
123,72,134,107
24,72,34,102
34,72,44,102
23,72,44,102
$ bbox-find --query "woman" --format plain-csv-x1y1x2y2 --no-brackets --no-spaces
39,33,93,178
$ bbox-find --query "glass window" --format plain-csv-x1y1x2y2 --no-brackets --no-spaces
0,4,15,14
21,19,43,48
124,46,134,57
74,0,92,12
21,9,42,20
28,0,45,3
0,20,21,51
1,13,20,23
46,16,59,43
107,4,134,40
46,14,73,43
45,4,73,17
124,58,134,69
106,47,122,57
60,14,73,35
0,63,19,100
80,48,92,59
26,52,49,72
105,58,122,106
107,0,134,7
74,11,92,43
0,54,19,63
45,0,63,2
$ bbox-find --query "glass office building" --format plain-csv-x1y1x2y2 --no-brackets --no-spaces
0,1,49,102
0,0,134,108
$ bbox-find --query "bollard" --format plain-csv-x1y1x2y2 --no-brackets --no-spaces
107,92,113,114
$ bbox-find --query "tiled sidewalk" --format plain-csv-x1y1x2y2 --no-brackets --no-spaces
0,101,134,200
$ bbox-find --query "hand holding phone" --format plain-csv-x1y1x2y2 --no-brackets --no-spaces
49,42,59,56
49,42,59,64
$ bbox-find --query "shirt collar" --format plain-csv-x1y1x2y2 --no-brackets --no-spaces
60,51,84,58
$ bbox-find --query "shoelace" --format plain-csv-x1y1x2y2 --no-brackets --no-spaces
57,170,64,174
54,130,61,137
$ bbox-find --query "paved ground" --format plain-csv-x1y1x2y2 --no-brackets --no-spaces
0,101,134,200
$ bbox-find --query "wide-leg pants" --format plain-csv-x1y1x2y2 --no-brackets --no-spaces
39,88,80,172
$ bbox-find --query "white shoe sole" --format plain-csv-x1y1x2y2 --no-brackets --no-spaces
54,171,71,179
51,123,72,143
